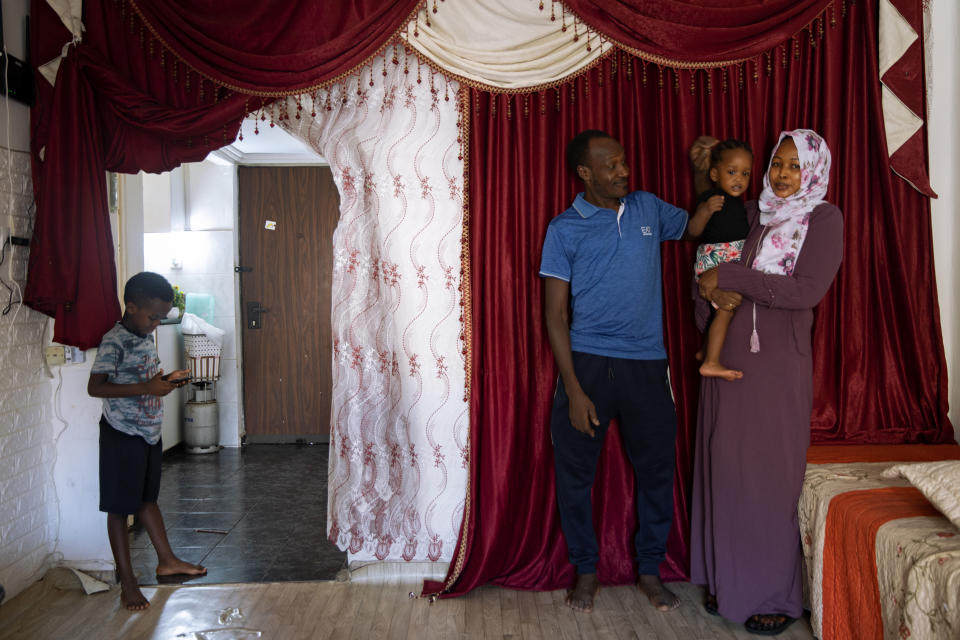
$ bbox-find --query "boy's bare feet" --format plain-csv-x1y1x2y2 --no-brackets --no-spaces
119,581,149,611
638,574,679,611
565,573,600,613
156,558,207,577
699,361,743,381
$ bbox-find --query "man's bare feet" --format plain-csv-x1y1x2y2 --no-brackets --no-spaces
565,573,600,613
156,558,207,577
699,361,743,381
119,581,149,611
637,574,679,611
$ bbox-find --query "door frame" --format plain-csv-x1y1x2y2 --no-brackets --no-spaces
228,158,334,444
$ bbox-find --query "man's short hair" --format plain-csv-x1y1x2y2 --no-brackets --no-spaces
124,272,174,306
566,129,613,175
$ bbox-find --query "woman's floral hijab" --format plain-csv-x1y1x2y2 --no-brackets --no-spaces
752,129,831,276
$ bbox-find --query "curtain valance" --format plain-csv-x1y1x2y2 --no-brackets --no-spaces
563,0,836,65
127,0,421,95
396,0,931,196
398,0,613,91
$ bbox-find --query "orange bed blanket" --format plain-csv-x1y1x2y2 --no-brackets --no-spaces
821,487,942,640
800,444,960,640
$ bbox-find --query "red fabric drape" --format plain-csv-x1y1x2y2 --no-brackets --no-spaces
27,0,419,347
882,0,936,196
130,0,420,93
27,52,121,348
564,0,834,63
433,0,951,598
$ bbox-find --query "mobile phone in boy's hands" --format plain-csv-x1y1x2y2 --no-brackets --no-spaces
161,369,192,385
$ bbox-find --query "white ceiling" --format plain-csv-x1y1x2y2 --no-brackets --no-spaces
213,118,326,165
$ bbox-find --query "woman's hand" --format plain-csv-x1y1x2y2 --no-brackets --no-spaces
698,267,743,311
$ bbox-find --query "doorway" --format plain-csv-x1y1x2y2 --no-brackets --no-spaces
237,166,340,442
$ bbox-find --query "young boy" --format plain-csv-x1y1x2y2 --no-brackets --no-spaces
88,272,205,611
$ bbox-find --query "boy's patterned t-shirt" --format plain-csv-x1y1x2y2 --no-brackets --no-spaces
91,323,164,444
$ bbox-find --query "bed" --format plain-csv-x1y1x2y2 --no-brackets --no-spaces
800,445,960,640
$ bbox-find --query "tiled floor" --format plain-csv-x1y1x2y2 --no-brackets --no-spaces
129,444,346,585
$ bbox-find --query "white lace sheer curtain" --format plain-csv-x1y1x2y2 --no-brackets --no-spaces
279,53,468,562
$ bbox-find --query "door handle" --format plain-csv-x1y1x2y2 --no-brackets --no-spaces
247,302,270,329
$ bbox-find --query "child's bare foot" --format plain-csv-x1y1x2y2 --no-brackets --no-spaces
156,558,207,577
699,361,743,381
695,348,705,362
565,573,599,613
120,581,150,611
638,574,679,611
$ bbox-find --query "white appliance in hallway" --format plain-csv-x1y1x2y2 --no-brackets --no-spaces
155,321,185,451
181,310,223,454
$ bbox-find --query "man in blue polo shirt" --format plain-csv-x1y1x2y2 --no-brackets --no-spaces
540,130,718,614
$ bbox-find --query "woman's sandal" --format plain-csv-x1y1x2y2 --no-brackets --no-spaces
745,614,796,636
704,593,719,616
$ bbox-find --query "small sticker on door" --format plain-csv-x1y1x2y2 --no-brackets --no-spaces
265,220,277,230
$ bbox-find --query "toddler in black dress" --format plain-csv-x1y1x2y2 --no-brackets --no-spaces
691,139,753,380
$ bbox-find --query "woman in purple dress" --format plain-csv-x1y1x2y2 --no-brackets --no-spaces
689,130,843,636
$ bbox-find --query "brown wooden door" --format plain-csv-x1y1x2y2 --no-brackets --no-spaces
238,166,340,441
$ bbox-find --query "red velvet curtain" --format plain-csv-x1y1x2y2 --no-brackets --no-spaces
27,0,420,347
433,0,951,598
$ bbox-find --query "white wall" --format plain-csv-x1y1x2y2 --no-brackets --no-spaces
143,160,242,448
50,357,114,572
927,2,960,440
0,154,61,598
0,0,61,601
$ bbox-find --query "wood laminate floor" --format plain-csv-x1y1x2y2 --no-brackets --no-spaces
0,574,816,640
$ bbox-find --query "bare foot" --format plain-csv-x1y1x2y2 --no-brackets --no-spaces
638,574,679,612
565,573,599,613
694,348,705,362
699,360,743,381
156,558,207,577
119,581,149,611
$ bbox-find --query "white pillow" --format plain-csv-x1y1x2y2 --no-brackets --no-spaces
881,460,960,531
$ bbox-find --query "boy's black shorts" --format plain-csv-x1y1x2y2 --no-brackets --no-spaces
98,415,162,515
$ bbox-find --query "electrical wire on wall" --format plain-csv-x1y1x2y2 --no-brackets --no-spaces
41,350,71,571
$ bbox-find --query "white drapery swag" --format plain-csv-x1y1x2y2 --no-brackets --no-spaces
280,54,468,562
399,0,611,90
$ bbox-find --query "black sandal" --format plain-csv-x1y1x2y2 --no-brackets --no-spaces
745,614,796,636
704,593,719,616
